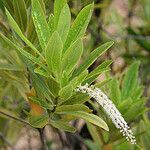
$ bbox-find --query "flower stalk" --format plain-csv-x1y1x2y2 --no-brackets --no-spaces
75,84,136,144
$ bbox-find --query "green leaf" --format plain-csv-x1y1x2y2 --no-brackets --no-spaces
124,100,145,121
47,77,60,97
24,58,54,104
54,0,67,29
13,0,27,32
64,3,94,51
31,0,49,49
109,77,121,104
60,71,69,87
62,39,83,75
95,78,112,88
4,0,14,15
55,104,91,113
87,123,102,147
58,111,109,131
5,8,44,60
83,60,112,84
59,84,73,100
48,13,54,36
38,0,46,14
61,93,89,105
29,97,54,110
57,4,71,43
0,33,43,67
73,41,114,77
70,70,88,89
26,17,38,44
45,31,63,78
122,61,140,100
84,139,99,150
29,115,49,128
34,67,50,77
50,120,76,133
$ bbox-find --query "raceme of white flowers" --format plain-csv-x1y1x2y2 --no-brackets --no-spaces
75,84,136,144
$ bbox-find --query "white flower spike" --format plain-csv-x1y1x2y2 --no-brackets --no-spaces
75,83,136,144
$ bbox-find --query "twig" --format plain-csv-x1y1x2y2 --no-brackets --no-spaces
38,128,48,150
0,110,31,126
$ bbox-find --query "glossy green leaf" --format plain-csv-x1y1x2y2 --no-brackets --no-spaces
87,123,102,147
70,70,88,89
0,33,43,67
13,0,27,32
60,71,69,87
61,93,89,105
59,84,73,100
55,104,91,113
48,13,54,36
62,39,83,75
29,97,54,110
45,31,63,78
109,77,121,104
24,58,54,104
31,0,49,49
47,77,60,97
54,0,67,28
83,60,112,84
34,67,50,77
29,115,49,128
50,120,76,133
26,17,38,44
58,111,109,131
57,4,71,43
64,3,94,51
73,41,114,77
5,8,44,59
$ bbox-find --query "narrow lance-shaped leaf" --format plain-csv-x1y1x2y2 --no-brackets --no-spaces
63,3,94,52
54,0,67,28
83,60,112,84
0,33,44,67
57,4,71,43
48,13,54,36
58,111,109,131
59,84,73,101
73,41,114,77
31,0,50,49
13,0,27,32
5,8,44,60
50,120,76,133
55,104,91,113
62,39,83,75
110,77,121,104
122,61,140,100
45,31,63,79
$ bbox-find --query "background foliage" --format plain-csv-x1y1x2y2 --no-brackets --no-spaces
0,0,149,150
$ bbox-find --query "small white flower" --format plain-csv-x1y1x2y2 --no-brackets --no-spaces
75,84,136,144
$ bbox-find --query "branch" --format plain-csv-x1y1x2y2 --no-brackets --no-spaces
0,110,31,126
38,128,48,150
